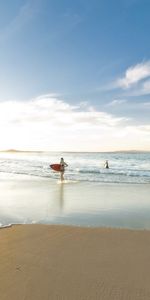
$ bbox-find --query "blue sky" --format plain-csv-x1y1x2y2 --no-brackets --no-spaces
0,0,150,151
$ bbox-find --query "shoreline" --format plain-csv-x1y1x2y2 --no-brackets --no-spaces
1,178,150,229
1,224,150,299
1,222,150,231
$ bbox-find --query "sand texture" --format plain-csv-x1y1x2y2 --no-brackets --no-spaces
1,224,150,299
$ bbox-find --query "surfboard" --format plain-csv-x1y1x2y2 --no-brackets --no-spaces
50,164,62,172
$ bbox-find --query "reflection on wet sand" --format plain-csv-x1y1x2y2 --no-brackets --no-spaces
59,183,64,211
1,179,150,229
46,182,65,219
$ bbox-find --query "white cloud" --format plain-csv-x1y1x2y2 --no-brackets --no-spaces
111,125,150,151
123,79,150,97
116,61,150,89
138,125,150,132
0,94,149,151
107,99,127,106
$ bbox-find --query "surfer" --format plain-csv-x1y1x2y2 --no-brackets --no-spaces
60,157,68,181
104,160,109,169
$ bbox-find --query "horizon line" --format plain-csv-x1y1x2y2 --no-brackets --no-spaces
0,149,150,153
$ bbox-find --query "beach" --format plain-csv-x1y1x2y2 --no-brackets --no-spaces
0,152,150,299
1,224,150,300
1,180,150,300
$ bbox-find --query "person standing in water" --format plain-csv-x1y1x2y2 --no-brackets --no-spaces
104,160,109,169
60,157,68,181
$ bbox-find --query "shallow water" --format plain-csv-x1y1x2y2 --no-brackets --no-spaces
0,175,150,230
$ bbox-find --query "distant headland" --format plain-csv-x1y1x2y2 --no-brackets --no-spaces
0,149,44,153
0,149,149,153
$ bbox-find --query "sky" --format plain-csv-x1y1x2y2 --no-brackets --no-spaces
0,0,150,151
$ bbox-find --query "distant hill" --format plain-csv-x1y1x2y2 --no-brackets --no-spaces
0,149,43,153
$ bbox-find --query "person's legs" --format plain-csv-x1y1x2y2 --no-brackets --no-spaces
60,171,64,181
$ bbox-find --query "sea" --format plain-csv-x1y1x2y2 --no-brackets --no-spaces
0,151,150,230
0,151,150,184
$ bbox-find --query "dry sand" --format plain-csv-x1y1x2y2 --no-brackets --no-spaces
1,225,150,300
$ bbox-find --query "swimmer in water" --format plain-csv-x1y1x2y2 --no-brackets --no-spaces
104,160,109,169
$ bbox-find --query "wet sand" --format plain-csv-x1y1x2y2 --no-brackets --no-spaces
1,178,150,229
1,224,150,299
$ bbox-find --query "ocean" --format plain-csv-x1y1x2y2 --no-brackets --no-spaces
0,151,150,184
0,151,150,230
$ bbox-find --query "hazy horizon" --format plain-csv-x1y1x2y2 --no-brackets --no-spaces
1,148,150,153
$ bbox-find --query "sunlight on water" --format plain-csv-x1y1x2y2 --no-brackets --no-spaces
0,151,150,229
0,151,150,184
